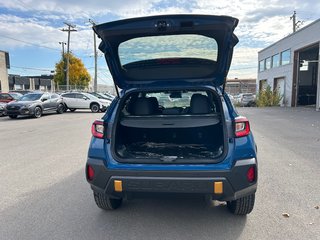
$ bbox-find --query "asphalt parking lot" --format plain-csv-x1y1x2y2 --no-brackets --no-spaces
0,108,319,240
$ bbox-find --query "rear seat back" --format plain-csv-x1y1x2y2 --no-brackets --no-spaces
130,97,157,115
190,94,211,114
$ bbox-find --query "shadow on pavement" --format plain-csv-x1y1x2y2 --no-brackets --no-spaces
0,169,247,240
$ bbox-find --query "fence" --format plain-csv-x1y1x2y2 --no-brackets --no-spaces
56,85,89,92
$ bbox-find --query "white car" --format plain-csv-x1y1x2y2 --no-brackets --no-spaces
236,93,255,106
61,92,111,113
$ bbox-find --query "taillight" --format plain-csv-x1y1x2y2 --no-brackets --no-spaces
86,165,95,181
91,120,104,139
247,166,255,182
234,116,250,137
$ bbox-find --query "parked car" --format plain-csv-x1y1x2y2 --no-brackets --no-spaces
238,93,256,106
86,15,257,215
0,92,23,103
0,102,7,116
5,92,65,119
88,92,114,102
103,92,115,100
61,92,110,113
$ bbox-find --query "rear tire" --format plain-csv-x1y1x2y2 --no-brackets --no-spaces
90,103,100,113
69,108,76,112
93,192,122,210
56,104,64,114
227,194,255,215
34,107,42,118
9,115,18,119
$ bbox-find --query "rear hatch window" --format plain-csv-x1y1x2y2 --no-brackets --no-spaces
119,34,218,66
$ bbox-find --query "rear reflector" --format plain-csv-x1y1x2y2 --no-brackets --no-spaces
247,166,255,182
114,180,123,192
214,181,223,194
87,165,94,181
234,116,250,137
91,120,104,139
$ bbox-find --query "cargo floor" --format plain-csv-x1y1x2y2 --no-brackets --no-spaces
116,142,223,159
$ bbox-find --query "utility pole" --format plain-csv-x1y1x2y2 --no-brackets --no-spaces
290,11,302,33
61,23,77,91
59,41,67,85
89,19,98,92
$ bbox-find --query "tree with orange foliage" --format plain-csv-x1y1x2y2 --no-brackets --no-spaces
54,53,91,88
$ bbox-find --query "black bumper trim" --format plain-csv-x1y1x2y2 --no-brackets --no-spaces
87,158,257,201
5,109,33,116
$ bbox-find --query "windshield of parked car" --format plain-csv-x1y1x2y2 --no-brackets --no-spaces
119,34,218,66
84,93,99,100
19,93,42,101
10,93,23,99
98,93,113,100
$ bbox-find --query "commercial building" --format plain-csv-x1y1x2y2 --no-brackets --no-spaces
0,50,10,92
0,50,55,92
226,78,256,96
257,19,320,110
8,75,55,92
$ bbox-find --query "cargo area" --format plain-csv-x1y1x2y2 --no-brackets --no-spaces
112,89,226,163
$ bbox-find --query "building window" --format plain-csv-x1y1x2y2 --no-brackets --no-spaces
259,79,267,91
14,84,23,90
265,57,271,70
272,54,280,68
259,60,265,72
281,49,290,65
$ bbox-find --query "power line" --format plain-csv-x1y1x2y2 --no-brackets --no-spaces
0,35,60,51
11,65,53,72
97,75,110,85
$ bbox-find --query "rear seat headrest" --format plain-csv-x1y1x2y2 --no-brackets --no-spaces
190,94,211,114
148,97,159,111
131,97,155,115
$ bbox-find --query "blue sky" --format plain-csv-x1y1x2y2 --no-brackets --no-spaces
0,0,319,86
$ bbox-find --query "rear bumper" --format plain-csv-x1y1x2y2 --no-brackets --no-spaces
86,158,257,201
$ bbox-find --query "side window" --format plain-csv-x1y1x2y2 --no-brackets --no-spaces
62,93,75,98
51,94,59,99
76,94,85,99
0,94,10,100
42,94,50,100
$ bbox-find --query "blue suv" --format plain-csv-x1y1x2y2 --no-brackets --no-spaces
86,15,257,215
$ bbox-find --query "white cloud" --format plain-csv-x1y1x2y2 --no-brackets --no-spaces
1,0,319,81
229,47,261,78
1,0,161,18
